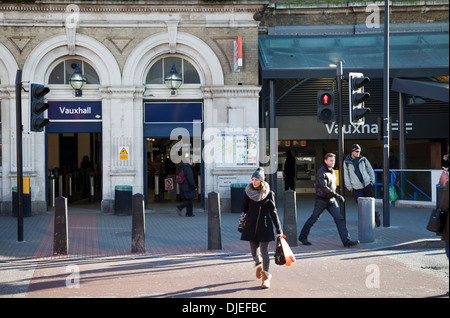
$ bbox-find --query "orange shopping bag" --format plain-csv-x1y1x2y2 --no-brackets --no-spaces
280,235,296,266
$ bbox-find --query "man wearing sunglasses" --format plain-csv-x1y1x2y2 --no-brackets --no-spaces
344,144,380,227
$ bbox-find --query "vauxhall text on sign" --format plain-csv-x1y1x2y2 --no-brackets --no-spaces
276,114,449,140
48,101,102,122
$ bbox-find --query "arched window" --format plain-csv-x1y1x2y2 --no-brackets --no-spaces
145,57,200,85
48,59,100,85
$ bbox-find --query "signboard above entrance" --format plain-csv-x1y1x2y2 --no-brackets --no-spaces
48,101,102,122
144,102,202,123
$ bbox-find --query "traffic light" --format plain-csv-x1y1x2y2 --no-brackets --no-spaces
29,83,50,132
349,72,371,125
317,90,335,123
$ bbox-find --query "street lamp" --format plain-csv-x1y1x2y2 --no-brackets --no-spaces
69,64,86,97
164,64,182,95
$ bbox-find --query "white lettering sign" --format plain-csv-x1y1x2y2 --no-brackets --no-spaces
59,106,92,115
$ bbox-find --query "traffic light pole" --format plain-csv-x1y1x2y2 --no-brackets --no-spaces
15,69,24,242
383,1,390,227
336,61,345,223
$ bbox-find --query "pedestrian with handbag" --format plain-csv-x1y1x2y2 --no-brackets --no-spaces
240,167,283,289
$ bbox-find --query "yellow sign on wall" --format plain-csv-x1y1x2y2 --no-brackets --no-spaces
23,177,30,194
119,147,129,160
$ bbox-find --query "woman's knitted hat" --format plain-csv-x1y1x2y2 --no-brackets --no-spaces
252,167,265,181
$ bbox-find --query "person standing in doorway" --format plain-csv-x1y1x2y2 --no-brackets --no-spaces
80,155,93,198
176,157,197,217
240,167,283,289
389,149,399,169
299,153,359,247
343,144,381,227
284,150,296,191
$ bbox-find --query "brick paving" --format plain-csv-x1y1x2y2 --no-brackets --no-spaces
23,250,448,298
0,196,443,261
1,196,447,299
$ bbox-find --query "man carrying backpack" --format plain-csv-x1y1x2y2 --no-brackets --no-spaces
176,157,197,217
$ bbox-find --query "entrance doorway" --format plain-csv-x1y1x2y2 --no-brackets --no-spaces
47,132,102,205
145,137,201,205
279,147,317,193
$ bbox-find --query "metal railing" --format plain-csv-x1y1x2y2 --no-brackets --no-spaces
374,169,443,204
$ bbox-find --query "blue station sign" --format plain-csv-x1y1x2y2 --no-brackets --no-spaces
144,102,202,123
48,101,102,122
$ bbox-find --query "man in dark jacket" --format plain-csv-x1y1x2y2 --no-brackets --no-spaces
299,153,359,247
176,158,197,217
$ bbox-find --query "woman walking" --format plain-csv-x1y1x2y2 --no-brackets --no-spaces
240,167,283,289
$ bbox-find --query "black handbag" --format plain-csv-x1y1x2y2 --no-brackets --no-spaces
426,208,447,233
237,212,248,233
274,237,286,265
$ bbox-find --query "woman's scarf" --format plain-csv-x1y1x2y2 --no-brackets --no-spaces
245,181,270,202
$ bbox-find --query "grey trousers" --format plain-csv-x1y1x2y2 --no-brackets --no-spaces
250,241,270,272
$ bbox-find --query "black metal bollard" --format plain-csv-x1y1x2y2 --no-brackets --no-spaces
131,193,146,254
53,196,68,256
208,192,222,250
283,190,298,247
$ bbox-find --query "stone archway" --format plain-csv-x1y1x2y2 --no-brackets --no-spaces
122,31,224,87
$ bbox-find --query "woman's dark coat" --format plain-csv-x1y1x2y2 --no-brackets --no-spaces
178,163,197,200
240,190,282,242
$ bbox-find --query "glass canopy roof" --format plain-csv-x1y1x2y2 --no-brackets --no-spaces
259,32,449,78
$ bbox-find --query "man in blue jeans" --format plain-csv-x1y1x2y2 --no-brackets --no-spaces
299,153,359,247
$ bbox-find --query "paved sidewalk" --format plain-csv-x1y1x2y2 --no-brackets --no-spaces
16,249,448,298
0,195,445,261
0,195,448,299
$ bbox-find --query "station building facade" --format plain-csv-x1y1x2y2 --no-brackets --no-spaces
1,1,449,214
257,1,449,199
0,1,264,215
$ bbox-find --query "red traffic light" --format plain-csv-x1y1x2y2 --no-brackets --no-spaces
317,90,335,123
322,93,330,105
319,92,333,106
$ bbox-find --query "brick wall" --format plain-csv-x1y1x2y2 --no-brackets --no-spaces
0,2,262,86
262,4,449,27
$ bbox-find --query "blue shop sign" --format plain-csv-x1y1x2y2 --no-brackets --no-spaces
144,102,202,123
48,101,102,122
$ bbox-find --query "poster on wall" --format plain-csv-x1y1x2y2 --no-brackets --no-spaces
214,132,257,167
